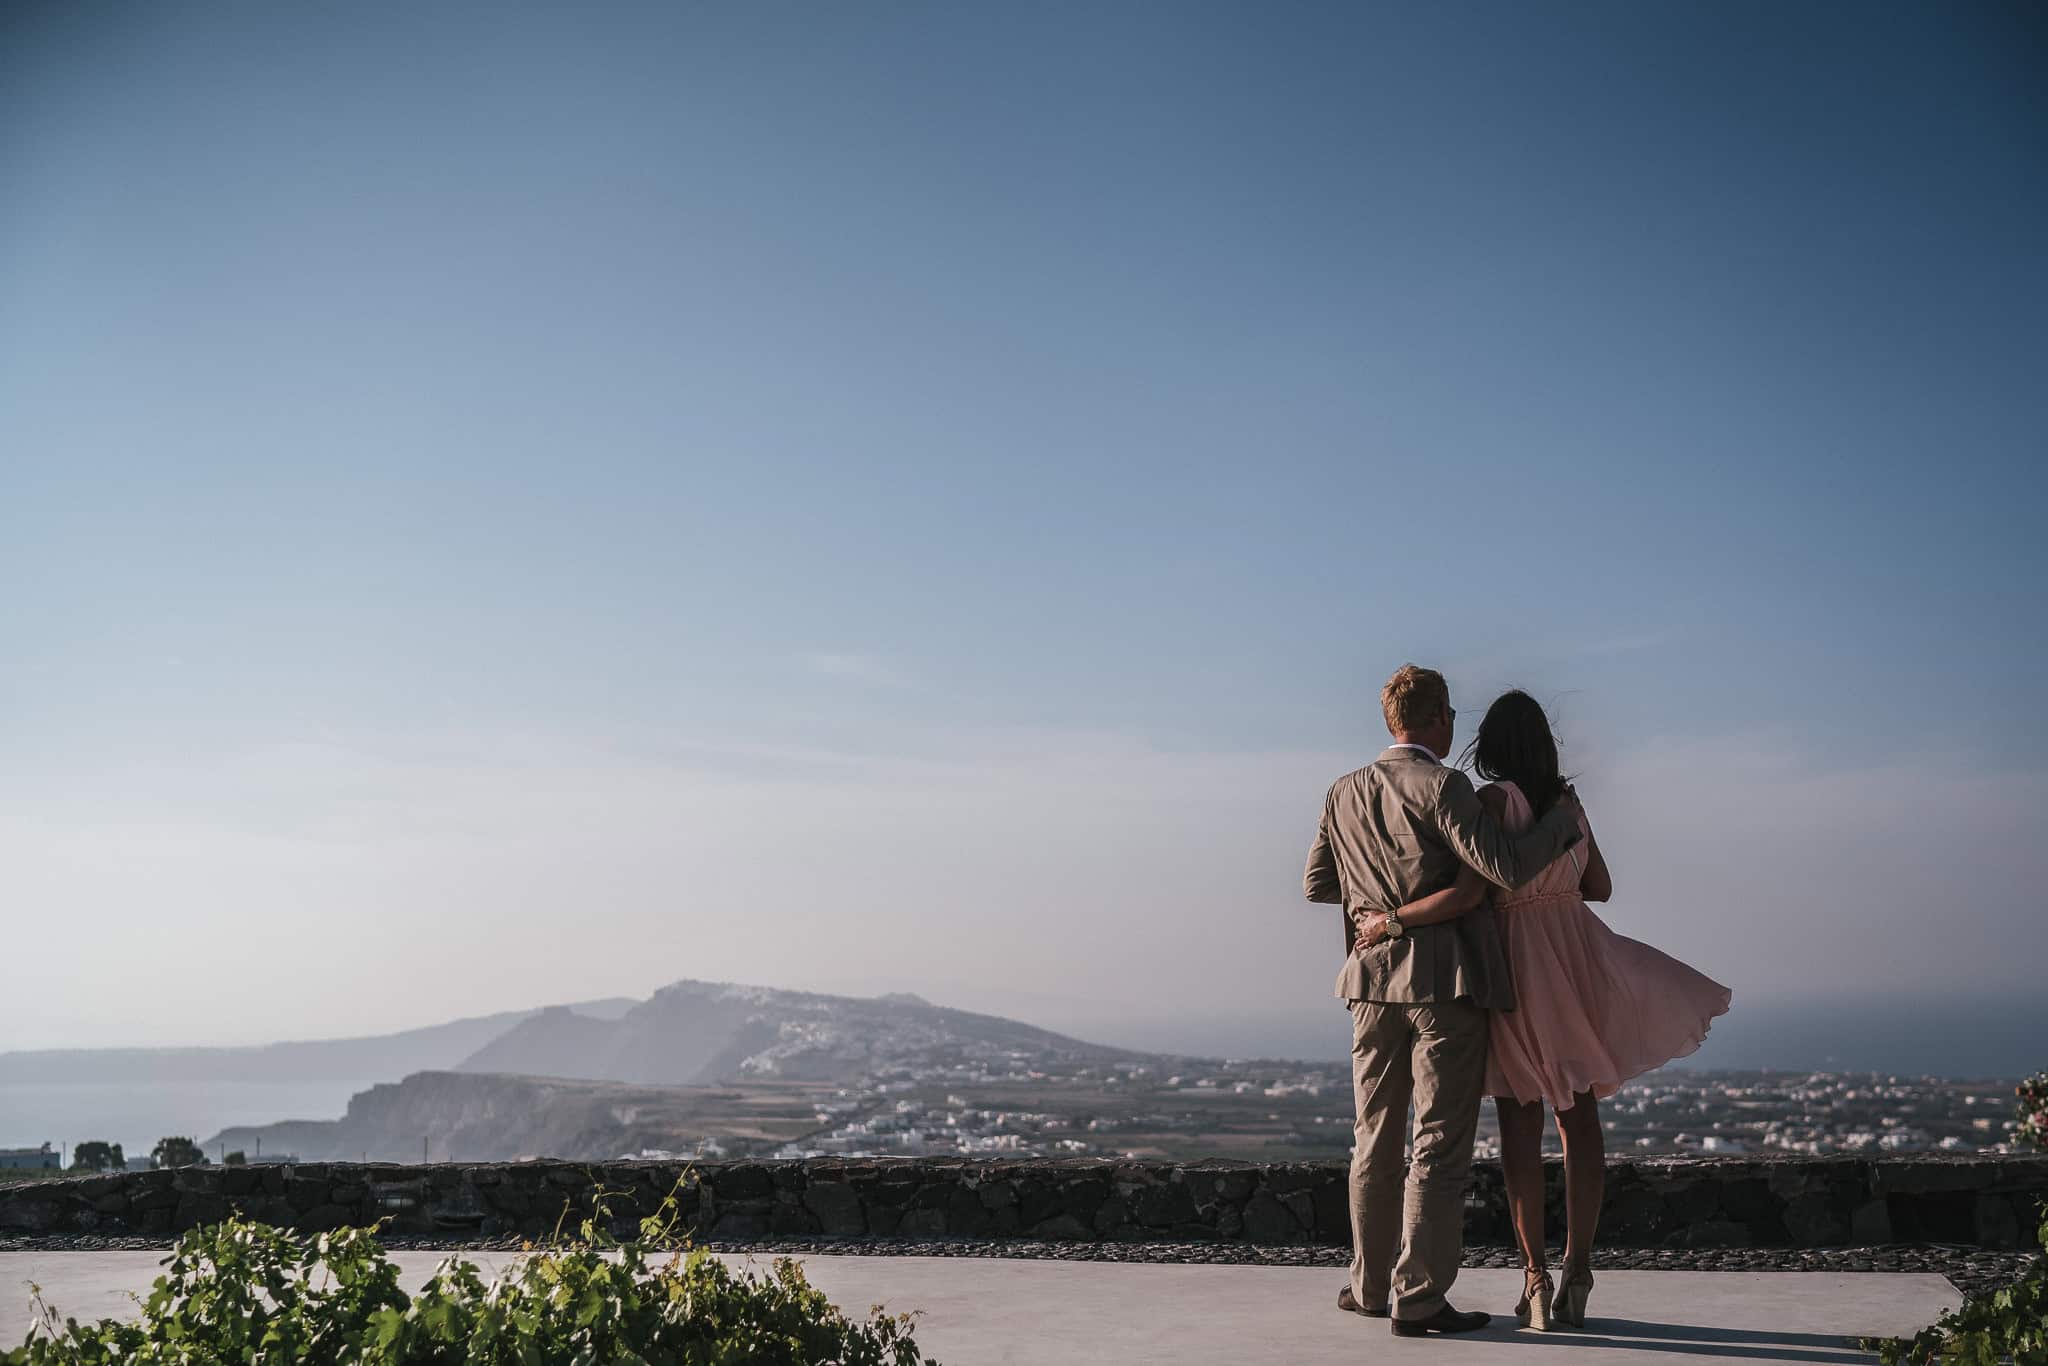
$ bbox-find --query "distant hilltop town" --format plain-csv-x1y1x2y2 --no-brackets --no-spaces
729,1065,2026,1164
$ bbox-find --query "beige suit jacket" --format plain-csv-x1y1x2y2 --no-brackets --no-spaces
1305,747,1582,1009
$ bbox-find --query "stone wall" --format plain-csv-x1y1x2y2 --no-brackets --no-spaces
4,1156,2044,1250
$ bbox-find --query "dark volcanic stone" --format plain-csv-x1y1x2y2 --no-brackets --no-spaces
715,1167,774,1201
946,1188,994,1236
1091,1198,1131,1235
0,1202,60,1232
253,1198,299,1227
1209,1170,1258,1202
1851,1199,1893,1243
219,1167,263,1197
1016,1181,1063,1229
1278,1191,1314,1231
130,1182,181,1213
300,1203,352,1232
284,1179,334,1212
898,1209,949,1237
910,1183,957,1211
1239,1193,1302,1244
1308,1178,1347,1243
3,1154,2042,1251
175,1193,230,1229
802,1182,865,1236
1261,1168,1319,1195
712,1209,770,1238
1780,1194,1850,1246
1601,1183,1673,1244
1063,1179,1110,1220
1719,1177,1784,1242
1134,1182,1197,1228
1666,1177,1724,1226
1975,1194,2021,1249
769,1202,819,1236
1889,1193,1976,1244
1879,1161,2003,1195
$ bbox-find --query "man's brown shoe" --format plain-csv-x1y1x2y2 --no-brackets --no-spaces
1390,1305,1491,1336
1337,1287,1389,1318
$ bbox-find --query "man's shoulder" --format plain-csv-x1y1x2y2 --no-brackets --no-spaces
1322,765,1369,809
1433,765,1475,794
1377,754,1461,795
1327,756,1426,789
1327,754,1467,803
1329,761,1375,785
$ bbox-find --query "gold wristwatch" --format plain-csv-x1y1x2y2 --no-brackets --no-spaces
1384,909,1405,938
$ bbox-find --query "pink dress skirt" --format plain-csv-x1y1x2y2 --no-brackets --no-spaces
1483,781,1732,1110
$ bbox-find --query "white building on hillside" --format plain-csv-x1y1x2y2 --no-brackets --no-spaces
0,1143,60,1171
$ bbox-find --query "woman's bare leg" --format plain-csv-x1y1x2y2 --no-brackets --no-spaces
1494,1096,1548,1273
1554,1090,1604,1275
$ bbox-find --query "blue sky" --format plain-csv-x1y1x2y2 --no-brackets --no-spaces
2,2,2043,1055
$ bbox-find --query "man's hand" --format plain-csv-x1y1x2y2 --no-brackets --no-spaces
1354,911,1392,950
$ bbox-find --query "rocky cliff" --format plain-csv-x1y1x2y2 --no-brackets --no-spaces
205,1071,832,1164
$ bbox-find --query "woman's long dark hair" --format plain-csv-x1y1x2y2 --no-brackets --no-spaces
1463,690,1567,817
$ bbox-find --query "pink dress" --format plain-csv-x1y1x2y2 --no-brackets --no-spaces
1483,780,1732,1109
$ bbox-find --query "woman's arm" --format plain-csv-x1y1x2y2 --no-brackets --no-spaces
1578,813,1612,902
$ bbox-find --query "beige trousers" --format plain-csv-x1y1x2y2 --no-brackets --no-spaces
1347,998,1489,1321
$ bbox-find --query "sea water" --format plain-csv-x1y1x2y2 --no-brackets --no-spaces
0,1079,375,1159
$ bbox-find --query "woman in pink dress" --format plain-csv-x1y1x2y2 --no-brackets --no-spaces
1376,691,1731,1331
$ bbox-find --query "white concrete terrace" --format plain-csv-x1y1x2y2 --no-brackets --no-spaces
0,1250,1963,1364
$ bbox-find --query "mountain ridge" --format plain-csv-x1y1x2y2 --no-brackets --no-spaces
452,979,1144,1086
0,998,640,1085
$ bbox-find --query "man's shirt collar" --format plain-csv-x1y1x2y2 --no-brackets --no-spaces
1384,741,1441,763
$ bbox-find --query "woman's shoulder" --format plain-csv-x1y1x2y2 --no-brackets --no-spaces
1476,779,1528,819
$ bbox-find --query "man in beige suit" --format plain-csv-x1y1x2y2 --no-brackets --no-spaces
1305,665,1582,1336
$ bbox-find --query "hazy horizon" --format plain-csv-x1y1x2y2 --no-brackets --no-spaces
7,976,2043,1084
4,2,2044,1058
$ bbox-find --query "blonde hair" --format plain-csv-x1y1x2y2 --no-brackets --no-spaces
1381,664,1450,736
